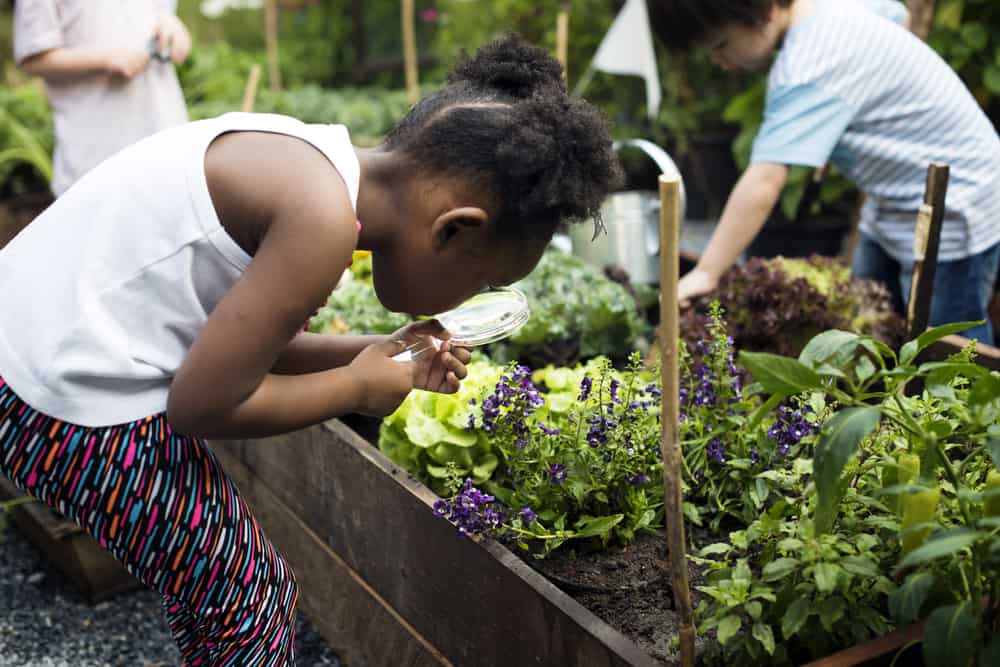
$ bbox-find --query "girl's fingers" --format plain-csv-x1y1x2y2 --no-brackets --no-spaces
442,352,467,379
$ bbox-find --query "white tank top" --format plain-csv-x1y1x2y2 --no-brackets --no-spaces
0,113,361,426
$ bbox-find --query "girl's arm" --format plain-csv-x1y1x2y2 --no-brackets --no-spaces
167,132,464,438
20,47,150,80
678,161,787,303
270,332,388,375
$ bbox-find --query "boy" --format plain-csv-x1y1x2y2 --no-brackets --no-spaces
650,0,1000,344
14,1,191,196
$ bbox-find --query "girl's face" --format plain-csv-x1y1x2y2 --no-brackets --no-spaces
370,225,546,318
705,19,784,72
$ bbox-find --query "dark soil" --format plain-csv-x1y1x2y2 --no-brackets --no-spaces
517,530,710,665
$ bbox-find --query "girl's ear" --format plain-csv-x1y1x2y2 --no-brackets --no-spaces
430,206,489,251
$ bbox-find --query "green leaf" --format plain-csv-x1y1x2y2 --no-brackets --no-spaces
839,555,880,578
782,597,811,639
922,602,977,667
717,614,742,645
889,572,935,626
990,436,1000,472
762,557,800,582
798,330,860,369
752,622,776,656
818,596,846,632
985,64,1000,95
745,601,763,620
572,514,624,539
896,529,987,572
699,543,733,557
738,351,824,395
900,322,983,365
934,0,963,31
813,562,841,594
814,407,882,533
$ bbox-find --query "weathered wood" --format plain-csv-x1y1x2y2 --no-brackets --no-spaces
919,334,1000,372
212,445,449,667
402,0,419,105
210,421,665,667
241,64,262,113
907,164,949,339
0,476,140,603
658,176,695,667
556,7,570,82
802,619,924,667
264,0,282,92
907,0,935,40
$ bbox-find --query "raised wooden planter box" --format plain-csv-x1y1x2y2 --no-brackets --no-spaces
210,420,668,667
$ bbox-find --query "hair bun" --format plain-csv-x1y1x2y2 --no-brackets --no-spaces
449,33,566,96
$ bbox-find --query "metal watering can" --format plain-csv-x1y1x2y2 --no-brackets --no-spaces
569,139,686,284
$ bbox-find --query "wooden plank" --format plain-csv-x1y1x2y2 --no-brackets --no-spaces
211,422,664,667
401,0,419,105
212,446,449,667
802,620,924,667
920,334,1000,372
907,164,949,339
0,476,139,603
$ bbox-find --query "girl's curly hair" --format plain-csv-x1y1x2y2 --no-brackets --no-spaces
384,33,623,244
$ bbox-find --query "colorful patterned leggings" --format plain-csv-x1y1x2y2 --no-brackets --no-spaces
0,378,298,666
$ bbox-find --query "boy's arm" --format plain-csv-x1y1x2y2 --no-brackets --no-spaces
14,1,149,80
678,162,788,302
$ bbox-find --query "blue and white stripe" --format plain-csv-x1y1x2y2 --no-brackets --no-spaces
752,0,1000,262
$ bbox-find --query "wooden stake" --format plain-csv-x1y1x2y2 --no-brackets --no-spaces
907,164,949,339
241,64,262,113
907,0,936,40
264,0,282,92
659,175,695,667
402,0,419,106
556,7,570,82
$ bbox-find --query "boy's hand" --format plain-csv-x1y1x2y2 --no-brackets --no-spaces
348,339,415,417
103,49,151,79
154,14,192,64
677,267,718,307
391,320,471,395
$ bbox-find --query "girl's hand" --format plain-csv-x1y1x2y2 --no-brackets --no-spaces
391,320,471,394
153,14,192,64
348,339,416,417
103,48,151,78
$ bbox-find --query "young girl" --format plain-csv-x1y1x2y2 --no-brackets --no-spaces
0,34,622,666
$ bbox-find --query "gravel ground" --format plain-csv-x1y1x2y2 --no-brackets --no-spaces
0,522,343,667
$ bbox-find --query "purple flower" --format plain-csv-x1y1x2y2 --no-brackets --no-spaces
750,448,760,465
433,478,504,537
519,507,538,524
466,413,476,431
767,405,817,455
539,423,560,436
610,379,622,404
626,472,651,486
549,463,569,484
578,376,593,402
706,438,725,464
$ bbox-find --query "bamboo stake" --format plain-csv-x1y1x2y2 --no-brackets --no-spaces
907,164,949,339
264,0,281,92
659,175,695,667
241,64,262,113
402,0,420,106
556,6,570,82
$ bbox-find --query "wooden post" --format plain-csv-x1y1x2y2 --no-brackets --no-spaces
264,0,282,92
658,175,695,667
907,0,936,40
556,6,570,82
907,164,949,338
241,64,262,113
402,0,420,106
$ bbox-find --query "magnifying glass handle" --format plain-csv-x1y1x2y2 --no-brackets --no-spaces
392,337,443,362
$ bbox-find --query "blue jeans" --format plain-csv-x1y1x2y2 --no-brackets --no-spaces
852,234,1000,345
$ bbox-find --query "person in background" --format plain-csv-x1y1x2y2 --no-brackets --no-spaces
649,0,1000,345
13,0,190,196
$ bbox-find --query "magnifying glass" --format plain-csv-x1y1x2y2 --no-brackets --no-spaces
392,287,530,361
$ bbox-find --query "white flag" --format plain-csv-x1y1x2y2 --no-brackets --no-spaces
591,0,661,120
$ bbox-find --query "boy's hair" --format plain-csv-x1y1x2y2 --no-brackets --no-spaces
647,0,794,51
384,34,622,243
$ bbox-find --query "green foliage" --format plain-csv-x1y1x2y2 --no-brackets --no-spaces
379,359,504,496
0,83,54,193
927,0,1000,123
307,271,411,336
487,249,650,367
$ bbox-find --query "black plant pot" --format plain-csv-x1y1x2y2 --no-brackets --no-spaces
747,210,853,259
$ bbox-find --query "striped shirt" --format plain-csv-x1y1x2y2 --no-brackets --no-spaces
751,0,1000,262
